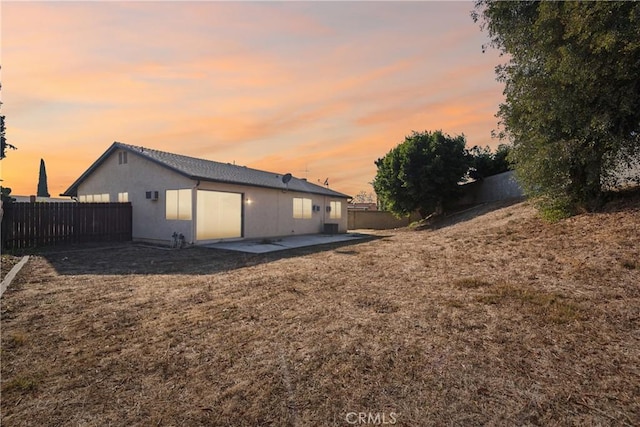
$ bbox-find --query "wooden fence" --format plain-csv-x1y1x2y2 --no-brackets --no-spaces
1,202,132,250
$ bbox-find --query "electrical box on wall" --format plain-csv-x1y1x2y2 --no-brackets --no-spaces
146,191,159,201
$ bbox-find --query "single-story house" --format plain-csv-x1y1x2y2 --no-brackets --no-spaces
61,142,351,246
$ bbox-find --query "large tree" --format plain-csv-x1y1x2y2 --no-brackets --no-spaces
467,143,512,180
474,1,640,218
373,130,469,218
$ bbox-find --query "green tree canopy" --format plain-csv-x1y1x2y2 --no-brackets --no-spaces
468,143,512,180
474,1,640,218
373,130,469,218
0,115,16,160
0,67,17,160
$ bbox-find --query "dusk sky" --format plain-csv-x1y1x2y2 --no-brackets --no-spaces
1,1,505,198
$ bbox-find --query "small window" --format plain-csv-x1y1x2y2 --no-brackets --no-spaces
118,192,128,202
86,194,106,202
88,193,110,202
330,201,342,219
118,151,128,165
166,189,192,220
293,197,312,219
78,195,86,202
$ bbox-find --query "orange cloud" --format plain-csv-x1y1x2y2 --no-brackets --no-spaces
2,1,506,200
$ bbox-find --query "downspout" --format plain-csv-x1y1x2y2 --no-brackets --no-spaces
323,195,328,231
191,180,200,244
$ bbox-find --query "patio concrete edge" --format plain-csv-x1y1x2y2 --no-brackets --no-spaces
1,255,30,298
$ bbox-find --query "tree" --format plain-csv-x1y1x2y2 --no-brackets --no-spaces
473,1,640,218
373,130,470,218
467,144,512,180
0,115,16,160
351,190,376,204
37,159,50,197
0,65,17,160
1,186,13,201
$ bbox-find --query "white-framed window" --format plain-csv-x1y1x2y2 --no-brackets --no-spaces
293,197,312,219
330,201,342,219
78,195,86,202
99,193,110,202
166,189,192,220
118,192,129,202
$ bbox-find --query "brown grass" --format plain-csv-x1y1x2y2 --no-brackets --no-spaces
2,197,639,426
1,254,23,282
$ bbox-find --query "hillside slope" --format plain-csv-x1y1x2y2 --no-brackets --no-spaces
1,195,639,426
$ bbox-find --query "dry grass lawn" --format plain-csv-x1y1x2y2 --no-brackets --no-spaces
1,195,639,426
1,255,23,282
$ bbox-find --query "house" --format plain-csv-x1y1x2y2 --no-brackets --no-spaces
61,142,350,246
347,202,378,211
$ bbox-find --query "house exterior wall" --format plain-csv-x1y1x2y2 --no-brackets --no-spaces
78,149,195,244
196,180,348,243
77,149,348,245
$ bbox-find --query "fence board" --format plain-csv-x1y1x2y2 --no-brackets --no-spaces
1,202,132,250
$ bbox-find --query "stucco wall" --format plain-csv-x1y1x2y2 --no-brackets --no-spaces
197,181,348,242
348,211,421,230
77,148,348,245
78,148,194,244
458,171,524,206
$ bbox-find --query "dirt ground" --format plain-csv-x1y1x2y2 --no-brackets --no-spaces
1,196,639,426
1,255,23,283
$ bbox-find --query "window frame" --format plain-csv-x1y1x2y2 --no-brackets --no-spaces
293,197,313,219
166,189,192,220
329,201,342,219
118,151,128,165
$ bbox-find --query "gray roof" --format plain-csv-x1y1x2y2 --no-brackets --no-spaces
62,142,350,199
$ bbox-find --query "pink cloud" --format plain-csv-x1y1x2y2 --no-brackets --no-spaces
2,1,506,199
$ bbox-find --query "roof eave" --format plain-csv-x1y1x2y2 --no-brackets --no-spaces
192,175,350,198
61,142,122,196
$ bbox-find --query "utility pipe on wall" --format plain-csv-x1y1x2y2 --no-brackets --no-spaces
190,180,200,244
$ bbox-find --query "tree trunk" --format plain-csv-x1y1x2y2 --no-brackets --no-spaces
569,148,604,212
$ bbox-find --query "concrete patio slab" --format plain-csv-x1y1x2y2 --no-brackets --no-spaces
203,233,370,254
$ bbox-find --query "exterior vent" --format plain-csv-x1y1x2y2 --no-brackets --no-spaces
146,191,159,201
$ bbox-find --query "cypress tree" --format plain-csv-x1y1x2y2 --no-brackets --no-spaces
37,158,50,197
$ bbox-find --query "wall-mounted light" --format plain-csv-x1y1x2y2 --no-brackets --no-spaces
246,199,252,205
